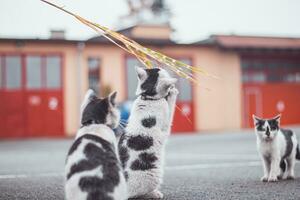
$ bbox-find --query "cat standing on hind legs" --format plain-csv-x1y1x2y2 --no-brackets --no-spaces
119,67,178,199
253,114,300,182
65,90,127,200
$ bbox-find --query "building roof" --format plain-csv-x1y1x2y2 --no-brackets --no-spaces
196,35,300,50
87,35,177,46
87,24,178,46
0,37,82,44
2,34,300,50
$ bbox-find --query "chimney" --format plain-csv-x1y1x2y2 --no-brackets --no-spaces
50,30,65,39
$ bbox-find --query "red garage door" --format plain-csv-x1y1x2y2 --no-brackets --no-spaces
242,57,300,128
0,55,25,137
243,83,300,128
0,54,64,138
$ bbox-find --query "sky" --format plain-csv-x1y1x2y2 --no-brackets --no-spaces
0,0,300,43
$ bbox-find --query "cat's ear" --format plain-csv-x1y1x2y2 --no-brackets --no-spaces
273,114,281,123
108,91,117,106
135,66,147,81
252,114,262,123
81,89,96,114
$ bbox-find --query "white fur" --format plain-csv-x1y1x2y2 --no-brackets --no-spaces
125,87,178,198
65,90,127,200
254,120,298,182
65,124,127,200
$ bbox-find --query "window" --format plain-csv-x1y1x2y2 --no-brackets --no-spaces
46,56,61,89
88,57,100,95
126,58,141,100
284,62,300,83
26,56,42,89
176,59,192,101
5,56,21,89
242,59,300,83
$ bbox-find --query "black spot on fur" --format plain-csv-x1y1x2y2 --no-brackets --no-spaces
255,120,265,131
118,134,130,169
127,135,153,151
119,146,129,169
265,126,270,137
67,142,105,180
141,68,160,96
268,119,279,131
67,138,82,156
296,144,300,160
79,177,113,200
124,171,129,181
66,134,120,197
281,129,293,159
280,159,286,172
141,117,156,128
81,98,109,127
130,152,157,171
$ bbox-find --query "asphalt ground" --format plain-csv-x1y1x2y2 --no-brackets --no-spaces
1,127,300,200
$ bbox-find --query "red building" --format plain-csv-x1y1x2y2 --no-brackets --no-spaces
0,32,300,138
201,35,300,127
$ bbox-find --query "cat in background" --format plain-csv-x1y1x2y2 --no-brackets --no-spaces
119,67,178,199
253,114,300,182
65,90,127,200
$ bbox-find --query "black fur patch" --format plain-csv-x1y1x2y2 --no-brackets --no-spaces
127,135,154,151
124,171,129,181
280,159,286,172
268,119,279,131
141,68,160,96
255,120,265,131
67,138,82,156
141,117,156,128
296,144,300,160
119,146,129,169
281,129,294,159
118,134,129,168
67,134,120,197
81,98,109,126
79,177,113,200
130,152,157,171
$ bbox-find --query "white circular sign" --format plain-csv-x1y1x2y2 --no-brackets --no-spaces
276,101,285,112
29,96,41,106
49,97,58,110
181,104,191,116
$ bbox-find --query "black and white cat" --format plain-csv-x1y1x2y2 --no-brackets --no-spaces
118,67,178,199
253,114,300,182
65,90,127,200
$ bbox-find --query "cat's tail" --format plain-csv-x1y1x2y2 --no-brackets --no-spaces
296,144,300,160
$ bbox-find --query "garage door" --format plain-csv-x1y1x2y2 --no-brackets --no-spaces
0,54,64,138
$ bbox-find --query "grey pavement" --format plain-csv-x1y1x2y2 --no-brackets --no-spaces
1,127,300,200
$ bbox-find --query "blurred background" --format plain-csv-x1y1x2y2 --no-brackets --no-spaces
0,0,300,138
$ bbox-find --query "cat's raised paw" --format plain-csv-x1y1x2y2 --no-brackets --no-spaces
169,87,179,96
